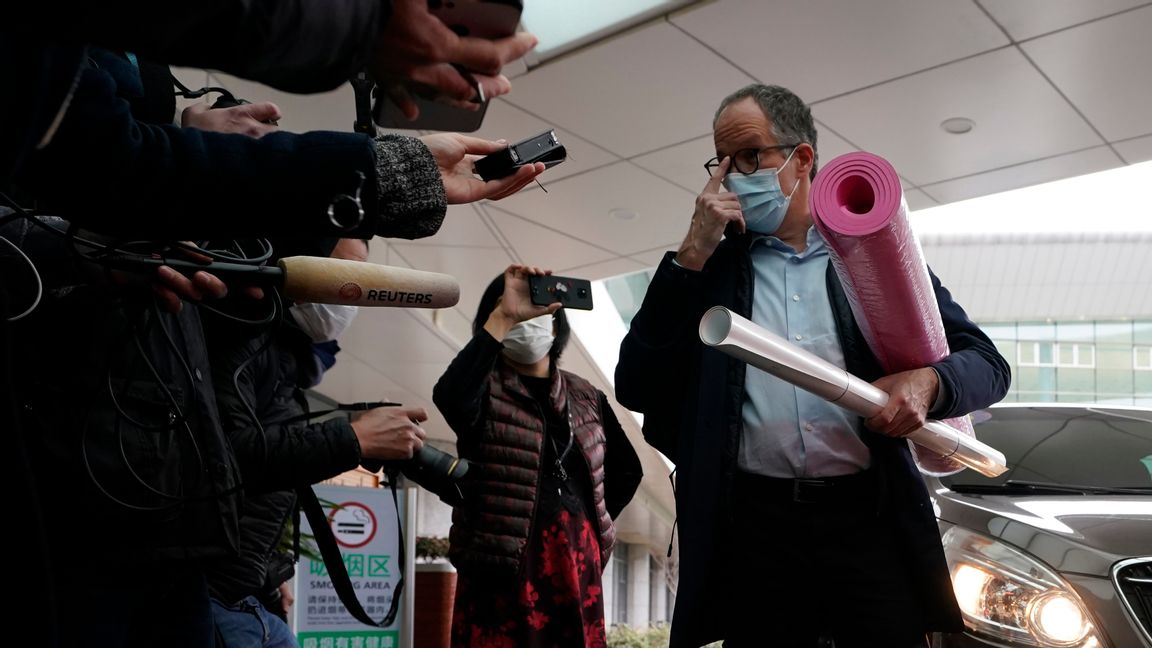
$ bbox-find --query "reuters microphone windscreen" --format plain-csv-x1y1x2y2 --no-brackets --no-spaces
278,256,458,308
100,254,460,308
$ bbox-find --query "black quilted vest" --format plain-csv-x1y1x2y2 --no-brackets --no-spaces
448,362,614,574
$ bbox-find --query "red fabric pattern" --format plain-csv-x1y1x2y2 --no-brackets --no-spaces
451,511,606,647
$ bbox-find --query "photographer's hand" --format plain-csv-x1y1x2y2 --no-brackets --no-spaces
420,133,544,204
371,0,537,109
351,405,428,461
181,102,282,138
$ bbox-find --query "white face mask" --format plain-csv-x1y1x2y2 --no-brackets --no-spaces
289,302,359,343
502,314,555,364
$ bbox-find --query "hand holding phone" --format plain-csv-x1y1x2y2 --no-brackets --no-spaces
529,274,594,310
474,130,567,181
372,0,527,132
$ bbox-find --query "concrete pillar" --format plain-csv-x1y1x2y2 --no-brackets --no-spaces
650,560,667,624
627,550,650,628
602,556,616,626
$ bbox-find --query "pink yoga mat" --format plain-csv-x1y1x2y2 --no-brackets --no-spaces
810,152,972,475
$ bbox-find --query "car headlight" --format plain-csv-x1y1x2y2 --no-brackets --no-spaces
942,526,1102,647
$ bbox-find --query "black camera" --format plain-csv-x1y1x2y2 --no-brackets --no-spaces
331,402,474,507
395,444,473,507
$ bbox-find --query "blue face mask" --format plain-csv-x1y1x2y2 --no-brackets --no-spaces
722,147,799,234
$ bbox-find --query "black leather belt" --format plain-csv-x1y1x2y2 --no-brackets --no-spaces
735,469,877,505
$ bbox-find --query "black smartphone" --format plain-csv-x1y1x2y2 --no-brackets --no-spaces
372,0,524,132
474,129,566,181
529,274,594,310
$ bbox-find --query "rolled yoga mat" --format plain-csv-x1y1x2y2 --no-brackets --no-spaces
810,152,979,476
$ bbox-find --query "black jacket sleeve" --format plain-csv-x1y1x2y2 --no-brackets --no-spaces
214,335,361,492
3,0,391,93
432,330,503,440
599,392,643,519
927,268,1012,418
21,61,445,241
614,253,707,463
21,62,380,240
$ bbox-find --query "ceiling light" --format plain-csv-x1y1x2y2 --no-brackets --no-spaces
941,117,976,134
610,208,638,220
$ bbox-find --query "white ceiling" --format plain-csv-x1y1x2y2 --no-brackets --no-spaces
182,0,1152,496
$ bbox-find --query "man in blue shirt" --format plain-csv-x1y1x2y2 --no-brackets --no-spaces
615,84,1010,648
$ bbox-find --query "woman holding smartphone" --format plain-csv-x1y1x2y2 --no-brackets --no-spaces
433,264,642,647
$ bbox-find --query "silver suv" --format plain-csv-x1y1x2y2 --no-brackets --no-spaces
928,404,1151,648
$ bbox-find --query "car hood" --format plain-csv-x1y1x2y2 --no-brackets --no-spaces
934,489,1152,576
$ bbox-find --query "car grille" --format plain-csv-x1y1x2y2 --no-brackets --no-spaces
1114,558,1152,644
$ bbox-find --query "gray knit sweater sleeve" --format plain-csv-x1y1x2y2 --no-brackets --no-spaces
372,134,447,239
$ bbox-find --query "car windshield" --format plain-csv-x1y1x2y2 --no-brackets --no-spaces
941,406,1152,492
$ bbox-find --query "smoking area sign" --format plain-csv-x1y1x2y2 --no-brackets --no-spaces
330,501,377,549
296,485,403,648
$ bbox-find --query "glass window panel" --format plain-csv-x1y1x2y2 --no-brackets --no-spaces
1135,371,1152,405
1080,345,1095,367
1134,346,1152,371
980,322,1017,341
1096,321,1133,345
1018,321,1055,342
1097,345,1133,372
1057,367,1094,400
1018,343,1037,365
993,340,1017,365
1038,342,1054,365
1015,366,1056,401
1057,321,1094,342
1134,321,1152,344
1096,358,1133,400
1058,344,1076,366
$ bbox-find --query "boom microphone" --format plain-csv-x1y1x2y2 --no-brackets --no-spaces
101,254,460,308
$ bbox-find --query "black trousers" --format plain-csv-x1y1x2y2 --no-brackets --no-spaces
722,471,929,648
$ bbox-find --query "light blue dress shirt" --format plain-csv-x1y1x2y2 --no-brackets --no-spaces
739,227,872,477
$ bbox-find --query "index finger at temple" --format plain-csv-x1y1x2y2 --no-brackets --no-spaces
704,157,730,194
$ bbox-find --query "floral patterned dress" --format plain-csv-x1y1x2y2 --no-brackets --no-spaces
451,374,607,648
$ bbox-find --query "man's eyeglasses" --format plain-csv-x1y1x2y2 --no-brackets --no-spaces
704,144,797,177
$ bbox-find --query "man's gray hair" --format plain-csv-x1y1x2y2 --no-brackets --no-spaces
714,84,819,180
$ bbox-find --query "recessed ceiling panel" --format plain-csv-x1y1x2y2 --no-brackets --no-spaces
920,146,1123,205
504,22,754,157
1022,6,1152,142
1115,135,1152,164
490,162,698,256
813,48,1102,186
978,0,1149,41
672,0,1007,102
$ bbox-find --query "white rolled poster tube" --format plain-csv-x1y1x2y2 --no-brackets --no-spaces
698,306,1007,478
